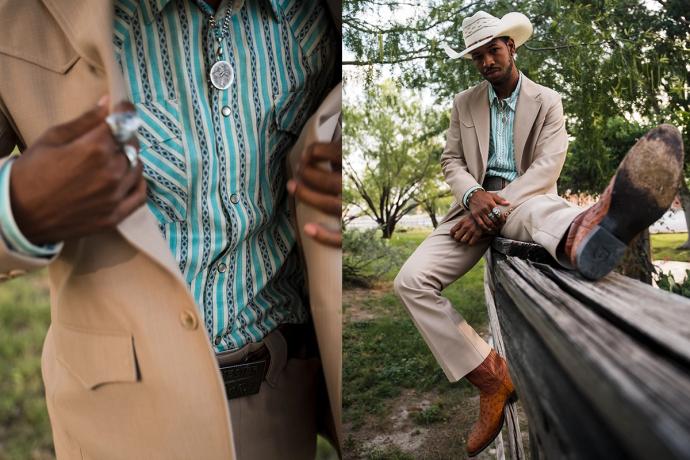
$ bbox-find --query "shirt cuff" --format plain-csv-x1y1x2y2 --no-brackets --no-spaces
462,185,484,209
0,159,62,258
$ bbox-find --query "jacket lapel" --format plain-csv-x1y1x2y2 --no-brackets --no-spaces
513,75,542,172
41,0,187,285
469,82,490,173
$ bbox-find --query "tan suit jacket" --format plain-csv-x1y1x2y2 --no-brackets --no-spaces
440,76,568,223
0,0,341,458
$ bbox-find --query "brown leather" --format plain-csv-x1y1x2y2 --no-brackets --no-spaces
563,178,614,267
465,349,516,457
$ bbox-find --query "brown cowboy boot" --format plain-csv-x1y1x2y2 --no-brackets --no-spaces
465,350,517,457
564,124,684,280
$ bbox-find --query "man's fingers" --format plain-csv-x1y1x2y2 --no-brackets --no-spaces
299,165,342,196
287,179,341,217
43,102,109,145
303,223,342,248
109,175,147,226
491,193,510,206
304,141,342,169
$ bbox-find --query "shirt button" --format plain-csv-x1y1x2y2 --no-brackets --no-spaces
230,193,239,204
217,263,227,273
214,336,222,345
179,310,198,330
221,106,231,117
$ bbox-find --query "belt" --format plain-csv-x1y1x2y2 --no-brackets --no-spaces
217,323,319,400
482,176,509,192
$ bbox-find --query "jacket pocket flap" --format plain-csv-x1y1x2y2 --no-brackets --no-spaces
461,119,475,128
55,326,139,390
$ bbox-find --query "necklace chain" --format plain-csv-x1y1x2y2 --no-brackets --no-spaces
208,14,232,43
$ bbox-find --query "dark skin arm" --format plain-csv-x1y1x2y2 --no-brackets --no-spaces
287,140,342,248
10,98,147,245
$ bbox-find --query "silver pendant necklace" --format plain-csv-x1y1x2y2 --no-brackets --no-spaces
208,13,234,90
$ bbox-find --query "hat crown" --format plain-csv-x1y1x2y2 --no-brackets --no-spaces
462,12,501,48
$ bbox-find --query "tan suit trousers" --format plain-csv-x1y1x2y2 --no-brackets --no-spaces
217,329,323,460
394,194,583,382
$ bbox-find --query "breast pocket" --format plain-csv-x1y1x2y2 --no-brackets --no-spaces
136,99,190,223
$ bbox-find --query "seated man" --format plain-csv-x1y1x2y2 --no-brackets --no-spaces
394,10,683,458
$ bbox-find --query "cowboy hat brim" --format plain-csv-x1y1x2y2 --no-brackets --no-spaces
443,12,533,60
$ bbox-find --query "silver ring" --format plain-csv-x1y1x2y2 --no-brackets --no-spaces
491,207,501,217
105,112,142,144
123,144,139,168
487,212,498,221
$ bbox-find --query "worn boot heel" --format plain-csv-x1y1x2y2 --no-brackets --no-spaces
575,222,627,280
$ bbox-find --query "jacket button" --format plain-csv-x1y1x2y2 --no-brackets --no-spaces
8,269,26,279
179,310,198,330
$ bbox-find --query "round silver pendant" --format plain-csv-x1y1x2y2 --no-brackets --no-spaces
210,60,234,90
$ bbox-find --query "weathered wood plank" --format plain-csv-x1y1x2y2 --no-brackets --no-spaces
484,256,525,460
491,237,554,265
491,254,690,459
490,255,631,459
541,267,690,365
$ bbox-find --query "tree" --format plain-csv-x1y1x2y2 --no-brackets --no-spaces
344,81,445,238
344,0,690,280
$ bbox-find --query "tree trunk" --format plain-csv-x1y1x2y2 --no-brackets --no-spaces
429,211,439,229
381,221,396,239
616,230,653,284
678,181,690,249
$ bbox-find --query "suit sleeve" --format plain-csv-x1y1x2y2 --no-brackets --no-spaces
440,93,482,207
0,110,56,279
496,94,568,215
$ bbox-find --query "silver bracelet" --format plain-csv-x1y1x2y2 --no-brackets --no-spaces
465,187,485,208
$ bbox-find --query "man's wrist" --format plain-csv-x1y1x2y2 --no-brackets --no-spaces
463,186,485,209
0,159,62,258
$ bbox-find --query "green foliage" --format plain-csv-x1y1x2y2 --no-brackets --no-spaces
345,0,690,196
412,404,447,426
344,81,446,238
343,228,406,287
654,269,690,298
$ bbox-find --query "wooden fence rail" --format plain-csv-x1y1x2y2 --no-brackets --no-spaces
485,237,690,460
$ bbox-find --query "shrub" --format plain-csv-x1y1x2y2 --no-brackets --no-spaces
343,228,404,287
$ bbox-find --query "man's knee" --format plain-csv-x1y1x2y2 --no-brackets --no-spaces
394,260,433,299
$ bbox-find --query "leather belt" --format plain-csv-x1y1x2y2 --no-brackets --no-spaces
482,176,509,192
218,323,319,400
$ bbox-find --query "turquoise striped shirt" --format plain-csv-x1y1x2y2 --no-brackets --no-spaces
462,73,522,207
0,0,337,351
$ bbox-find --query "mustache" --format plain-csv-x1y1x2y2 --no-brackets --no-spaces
483,68,501,75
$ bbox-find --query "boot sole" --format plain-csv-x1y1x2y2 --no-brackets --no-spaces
576,125,684,280
467,391,519,458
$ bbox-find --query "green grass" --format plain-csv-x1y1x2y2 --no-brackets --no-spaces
651,233,690,262
344,230,484,430
0,270,54,460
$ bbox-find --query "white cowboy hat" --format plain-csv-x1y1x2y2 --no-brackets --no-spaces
442,11,533,60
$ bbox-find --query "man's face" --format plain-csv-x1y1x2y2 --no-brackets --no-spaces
470,38,516,85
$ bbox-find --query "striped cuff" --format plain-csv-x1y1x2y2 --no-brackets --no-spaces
0,159,62,257
462,185,484,209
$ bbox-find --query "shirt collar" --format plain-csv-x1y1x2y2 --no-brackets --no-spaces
143,0,282,24
488,72,523,111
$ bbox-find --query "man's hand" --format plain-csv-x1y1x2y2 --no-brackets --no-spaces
287,140,342,248
450,214,494,245
468,190,510,232
10,99,147,245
